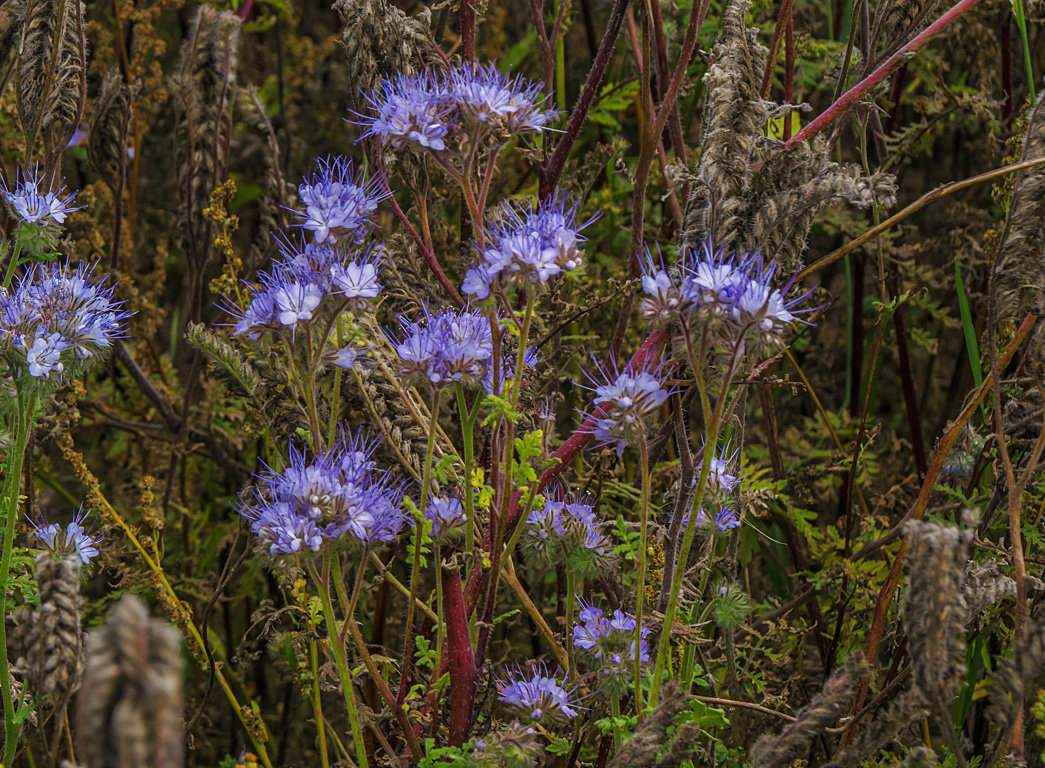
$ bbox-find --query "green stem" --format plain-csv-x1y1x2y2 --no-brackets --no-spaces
610,693,623,751
310,639,330,768
327,316,346,446
565,571,577,679
2,239,23,290
399,388,442,700
1,390,36,766
457,383,478,563
633,434,651,720
1012,0,1036,101
309,556,369,768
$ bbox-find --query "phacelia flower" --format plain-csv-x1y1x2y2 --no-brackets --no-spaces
358,71,457,151
1,166,81,227
0,261,130,381
522,494,615,576
571,597,651,694
29,506,105,564
239,432,407,556
463,196,590,300
390,305,494,386
714,507,741,531
584,359,670,456
449,63,558,136
426,496,466,538
227,240,383,339
293,156,387,245
639,238,817,347
495,662,583,723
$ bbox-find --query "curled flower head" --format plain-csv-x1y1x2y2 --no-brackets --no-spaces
0,261,130,381
239,431,407,556
293,156,387,245
357,71,457,151
583,358,670,457
1,166,81,227
495,662,583,723
463,196,590,300
390,305,494,387
449,63,557,137
29,506,105,564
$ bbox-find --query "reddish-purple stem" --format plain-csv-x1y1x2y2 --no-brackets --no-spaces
759,0,796,98
443,568,476,747
786,0,985,148
539,0,631,199
461,0,475,62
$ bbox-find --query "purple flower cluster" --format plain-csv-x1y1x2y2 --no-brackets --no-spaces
228,241,382,341
495,662,583,723
640,239,815,345
1,167,81,228
481,344,539,396
463,197,588,300
391,305,493,387
239,432,407,556
572,598,651,692
358,63,556,152
585,361,670,457
29,507,105,564
676,445,742,532
523,495,615,576
425,496,465,538
293,156,387,245
0,261,129,380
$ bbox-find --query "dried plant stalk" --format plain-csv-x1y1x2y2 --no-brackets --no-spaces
76,594,183,768
87,71,135,192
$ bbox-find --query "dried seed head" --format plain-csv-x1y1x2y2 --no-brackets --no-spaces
76,594,183,768
333,0,441,98
903,520,972,707
991,91,1045,324
750,655,868,768
15,555,84,708
87,71,135,192
17,0,86,139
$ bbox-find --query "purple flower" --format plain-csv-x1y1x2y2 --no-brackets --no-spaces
226,240,383,339
28,506,105,564
714,507,741,531
449,63,558,135
425,496,465,538
293,156,387,245
464,196,590,299
482,345,539,395
239,431,407,556
390,305,494,387
523,494,615,576
583,359,670,456
0,261,130,379
357,71,457,151
496,662,583,722
1,166,81,226
570,597,651,690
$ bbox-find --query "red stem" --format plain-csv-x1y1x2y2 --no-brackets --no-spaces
443,568,476,747
759,0,796,98
785,0,985,148
461,0,475,62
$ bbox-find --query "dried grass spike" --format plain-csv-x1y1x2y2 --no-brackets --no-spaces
76,594,183,768
16,0,85,138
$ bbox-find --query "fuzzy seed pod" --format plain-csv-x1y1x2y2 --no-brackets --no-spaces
991,91,1045,324
608,681,697,768
76,594,183,768
87,71,135,192
15,555,84,709
332,0,442,97
750,655,868,768
16,0,86,139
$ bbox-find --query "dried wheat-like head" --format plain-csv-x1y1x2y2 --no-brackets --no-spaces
16,0,85,142
990,90,1045,325
683,0,896,272
332,0,441,97
76,594,183,768
87,71,135,193
903,520,972,707
11,555,85,712
750,655,868,768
